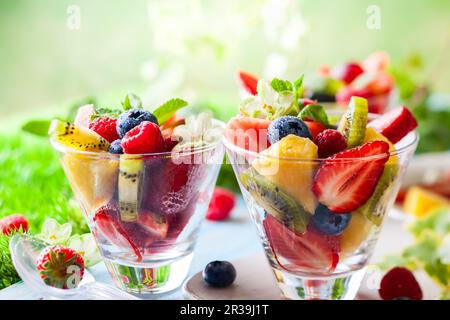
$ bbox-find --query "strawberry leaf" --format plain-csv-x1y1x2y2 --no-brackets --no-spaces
153,98,188,124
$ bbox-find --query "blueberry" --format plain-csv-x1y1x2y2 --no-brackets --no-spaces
108,139,123,154
312,204,351,235
202,261,236,288
116,109,158,138
309,91,336,103
268,116,311,143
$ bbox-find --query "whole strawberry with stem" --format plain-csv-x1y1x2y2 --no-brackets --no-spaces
0,214,29,235
36,245,84,289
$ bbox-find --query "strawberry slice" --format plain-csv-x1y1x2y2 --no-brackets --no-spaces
225,116,271,153
263,214,340,273
138,210,169,240
312,141,390,213
305,121,327,140
93,207,142,262
237,71,258,95
368,106,418,144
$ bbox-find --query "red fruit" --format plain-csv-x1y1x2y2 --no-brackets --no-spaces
314,129,347,158
93,206,142,261
0,214,29,235
368,106,418,144
237,71,258,95
379,267,423,300
36,245,84,289
312,141,390,213
163,135,180,151
137,210,169,240
305,121,327,140
121,121,166,154
363,51,390,73
225,116,271,153
89,117,120,143
300,98,317,107
331,63,364,84
206,187,236,221
263,214,340,273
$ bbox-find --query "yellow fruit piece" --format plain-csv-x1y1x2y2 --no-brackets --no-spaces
61,154,119,214
364,127,397,165
403,186,450,218
341,212,373,257
252,134,318,214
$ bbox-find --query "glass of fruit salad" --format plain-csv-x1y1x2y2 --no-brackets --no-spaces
224,75,418,300
49,95,224,294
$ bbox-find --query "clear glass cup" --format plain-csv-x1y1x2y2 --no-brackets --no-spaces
51,133,224,295
224,121,417,300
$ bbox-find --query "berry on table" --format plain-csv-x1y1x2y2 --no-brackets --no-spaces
121,121,166,154
379,267,423,300
202,260,237,288
116,109,158,138
89,117,120,143
314,129,347,158
268,116,311,144
206,187,236,221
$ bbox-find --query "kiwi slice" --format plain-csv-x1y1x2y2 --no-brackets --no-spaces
337,96,368,148
118,155,143,222
240,169,310,233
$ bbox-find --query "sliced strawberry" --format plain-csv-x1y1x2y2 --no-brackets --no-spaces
263,214,340,273
312,141,390,213
225,116,271,153
379,267,423,300
137,210,169,240
305,121,327,140
331,63,364,84
237,71,258,95
368,106,418,144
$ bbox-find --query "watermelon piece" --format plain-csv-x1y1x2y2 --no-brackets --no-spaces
225,116,271,153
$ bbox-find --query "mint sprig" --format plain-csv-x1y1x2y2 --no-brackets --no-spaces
121,93,143,110
153,98,188,124
299,104,330,127
270,78,293,93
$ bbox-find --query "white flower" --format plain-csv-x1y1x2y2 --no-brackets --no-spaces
67,233,101,268
37,218,72,245
173,112,223,146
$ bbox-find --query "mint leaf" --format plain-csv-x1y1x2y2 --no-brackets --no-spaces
21,120,52,137
91,107,122,120
293,74,304,93
153,98,188,124
299,104,330,127
270,78,293,93
121,93,142,110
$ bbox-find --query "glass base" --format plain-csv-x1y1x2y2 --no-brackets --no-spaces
104,253,193,295
272,268,367,300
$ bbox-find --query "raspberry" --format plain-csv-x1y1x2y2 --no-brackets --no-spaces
121,121,165,154
0,214,29,235
379,267,423,300
314,129,347,158
206,187,236,221
89,117,120,143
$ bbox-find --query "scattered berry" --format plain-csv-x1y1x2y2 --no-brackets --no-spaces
379,267,423,300
268,116,311,143
116,109,158,138
314,129,347,158
312,204,351,235
206,187,236,221
331,63,364,84
36,245,84,289
108,139,123,154
305,121,327,140
121,121,165,154
0,214,29,235
203,261,237,288
89,117,120,143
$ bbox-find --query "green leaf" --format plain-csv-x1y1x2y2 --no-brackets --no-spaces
270,78,293,93
299,104,330,127
21,120,52,137
293,74,304,93
153,98,188,124
121,93,142,110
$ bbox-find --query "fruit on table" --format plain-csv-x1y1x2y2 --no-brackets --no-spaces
312,204,352,236
203,260,237,288
368,106,418,144
226,116,271,153
403,186,450,218
337,96,368,148
116,108,159,138
0,214,29,235
263,214,339,272
314,129,347,158
267,116,312,143
252,135,318,214
331,63,364,84
108,139,123,154
379,267,422,300
206,187,236,221
49,119,109,152
36,245,85,289
89,117,120,143
74,104,95,128
240,169,310,234
237,70,258,96
312,141,390,213
340,212,373,256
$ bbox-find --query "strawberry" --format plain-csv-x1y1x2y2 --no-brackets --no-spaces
299,98,317,107
331,63,364,84
305,121,327,140
368,106,418,144
206,187,236,221
237,70,258,95
36,245,84,289
312,141,390,213
263,214,340,273
93,205,142,261
225,116,271,153
137,210,169,240
0,214,29,235
121,121,166,154
314,129,347,158
379,267,423,300
89,117,120,143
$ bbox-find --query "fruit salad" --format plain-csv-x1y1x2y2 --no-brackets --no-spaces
225,75,418,299
49,94,224,293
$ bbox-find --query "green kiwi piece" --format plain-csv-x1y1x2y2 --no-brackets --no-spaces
118,155,143,222
240,169,310,233
337,96,368,148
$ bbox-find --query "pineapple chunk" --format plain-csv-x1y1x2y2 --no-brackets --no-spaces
403,186,450,218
